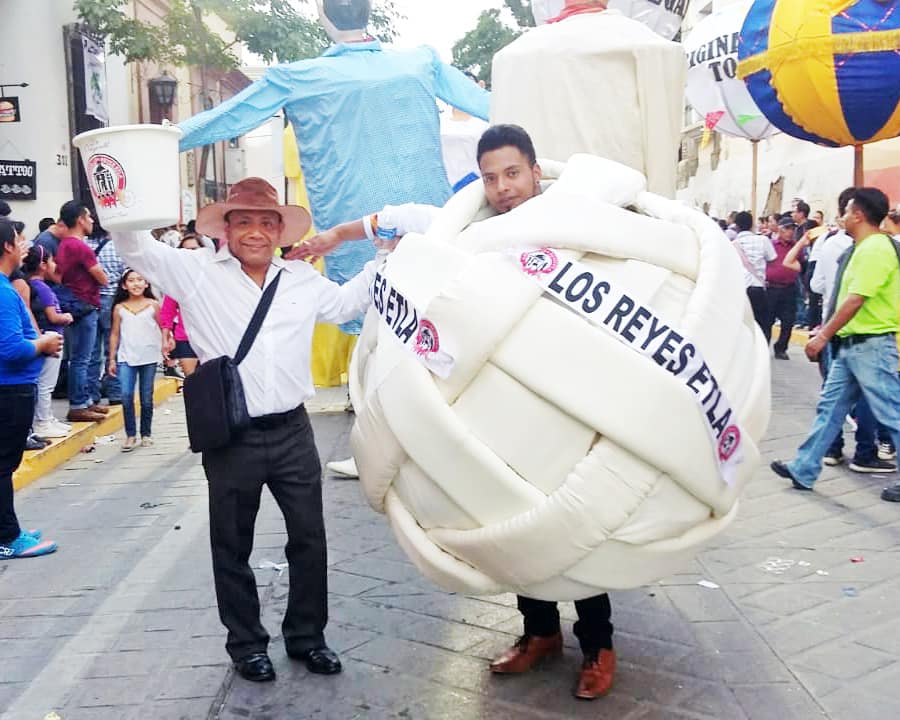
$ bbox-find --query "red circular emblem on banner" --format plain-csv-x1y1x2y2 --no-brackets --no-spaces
520,248,559,276
414,319,440,356
718,425,741,462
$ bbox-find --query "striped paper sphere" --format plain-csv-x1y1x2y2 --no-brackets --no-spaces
738,0,900,147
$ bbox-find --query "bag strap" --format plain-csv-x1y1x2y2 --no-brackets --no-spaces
732,236,766,285
93,237,111,256
234,269,284,366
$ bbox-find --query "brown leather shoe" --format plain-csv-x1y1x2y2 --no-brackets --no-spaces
574,649,616,700
88,404,110,415
490,633,563,674
66,408,106,423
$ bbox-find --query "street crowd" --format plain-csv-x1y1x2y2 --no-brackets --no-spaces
2,136,900,707
728,189,900,496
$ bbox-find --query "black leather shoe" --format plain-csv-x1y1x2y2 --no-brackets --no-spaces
770,460,813,491
881,484,900,502
234,652,275,682
288,645,342,674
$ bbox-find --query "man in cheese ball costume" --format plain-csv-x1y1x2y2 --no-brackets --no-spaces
492,0,685,198
293,125,617,700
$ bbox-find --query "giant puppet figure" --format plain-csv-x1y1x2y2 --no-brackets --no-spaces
492,0,686,197
177,0,489,336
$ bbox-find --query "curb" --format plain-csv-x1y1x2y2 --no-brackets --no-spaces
13,377,181,492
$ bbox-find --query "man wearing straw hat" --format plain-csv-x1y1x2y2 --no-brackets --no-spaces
114,177,387,683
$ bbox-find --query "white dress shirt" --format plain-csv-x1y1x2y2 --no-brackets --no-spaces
733,231,776,288
114,231,376,417
810,230,853,315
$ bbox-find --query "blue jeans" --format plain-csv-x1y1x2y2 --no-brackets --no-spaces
117,363,155,438
788,334,900,487
88,294,121,403
821,343,878,462
68,310,99,410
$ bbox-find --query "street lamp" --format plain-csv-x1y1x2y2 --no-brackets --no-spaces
148,71,177,120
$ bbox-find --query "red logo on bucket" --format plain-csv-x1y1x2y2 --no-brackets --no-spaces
718,425,741,462
414,319,440,357
87,154,127,208
520,248,559,276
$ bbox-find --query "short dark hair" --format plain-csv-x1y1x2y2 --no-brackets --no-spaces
848,187,890,225
0,201,10,217
322,0,371,30
186,219,196,234
734,211,754,232
38,217,56,233
59,200,89,229
0,219,16,255
837,187,856,217
477,124,537,166
795,200,810,218
716,218,728,231
11,220,24,235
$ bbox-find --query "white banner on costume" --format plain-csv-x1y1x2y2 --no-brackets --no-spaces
82,36,109,125
371,269,456,378
514,247,743,486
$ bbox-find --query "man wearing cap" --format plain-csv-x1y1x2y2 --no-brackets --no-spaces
766,217,800,359
113,177,387,683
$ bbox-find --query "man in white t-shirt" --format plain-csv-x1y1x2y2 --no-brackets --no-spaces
731,211,776,339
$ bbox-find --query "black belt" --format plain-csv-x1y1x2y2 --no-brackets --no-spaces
833,332,894,348
0,383,36,393
768,283,795,288
248,404,305,430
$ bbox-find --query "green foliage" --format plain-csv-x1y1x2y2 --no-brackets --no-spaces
504,0,536,28
74,0,403,69
451,7,522,87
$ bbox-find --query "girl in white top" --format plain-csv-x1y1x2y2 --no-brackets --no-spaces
107,269,163,452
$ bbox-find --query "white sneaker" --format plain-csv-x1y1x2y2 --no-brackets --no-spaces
878,441,897,461
326,458,359,478
32,421,69,439
141,436,154,448
50,418,72,434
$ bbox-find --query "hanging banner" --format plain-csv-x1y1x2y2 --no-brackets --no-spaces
0,97,21,123
608,0,691,40
515,247,744,486
82,35,109,125
0,160,37,201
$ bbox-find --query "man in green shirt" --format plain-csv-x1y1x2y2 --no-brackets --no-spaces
771,187,900,500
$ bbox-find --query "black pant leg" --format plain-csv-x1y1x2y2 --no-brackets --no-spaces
203,431,269,661
517,595,562,637
746,287,769,341
266,409,328,654
0,385,36,544
774,286,797,353
573,593,614,654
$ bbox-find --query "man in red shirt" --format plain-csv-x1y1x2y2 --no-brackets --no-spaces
55,201,108,422
767,217,800,359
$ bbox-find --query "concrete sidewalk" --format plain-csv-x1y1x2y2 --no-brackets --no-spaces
2,359,900,719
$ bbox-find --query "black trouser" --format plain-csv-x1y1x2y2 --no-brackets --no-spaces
0,384,36,544
767,284,797,353
202,405,327,661
517,593,613,655
746,287,770,341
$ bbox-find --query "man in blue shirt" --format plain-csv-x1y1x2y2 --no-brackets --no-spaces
0,219,61,559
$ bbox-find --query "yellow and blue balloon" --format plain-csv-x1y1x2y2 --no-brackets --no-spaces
738,0,900,147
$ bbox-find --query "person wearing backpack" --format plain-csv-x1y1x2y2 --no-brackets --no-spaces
771,188,900,500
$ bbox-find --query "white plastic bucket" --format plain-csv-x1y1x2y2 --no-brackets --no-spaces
73,123,183,231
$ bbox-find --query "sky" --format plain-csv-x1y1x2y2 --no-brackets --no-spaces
389,0,513,61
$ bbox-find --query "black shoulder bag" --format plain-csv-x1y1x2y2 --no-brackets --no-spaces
183,270,284,454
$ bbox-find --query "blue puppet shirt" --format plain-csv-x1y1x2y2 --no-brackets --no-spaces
178,41,490,334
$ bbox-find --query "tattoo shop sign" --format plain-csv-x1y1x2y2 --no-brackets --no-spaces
0,160,36,201
516,247,744,486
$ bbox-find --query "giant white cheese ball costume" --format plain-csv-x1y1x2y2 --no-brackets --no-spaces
350,154,770,601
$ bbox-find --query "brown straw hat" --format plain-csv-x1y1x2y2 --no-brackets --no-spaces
195,177,311,243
